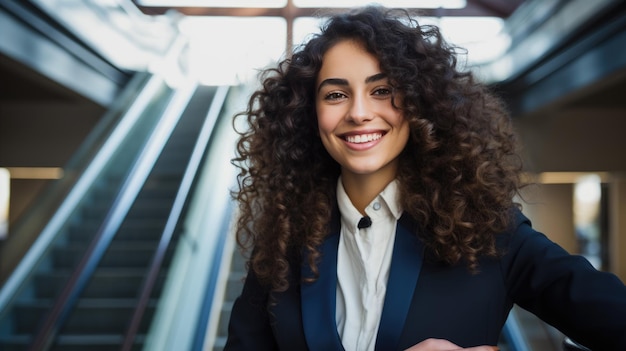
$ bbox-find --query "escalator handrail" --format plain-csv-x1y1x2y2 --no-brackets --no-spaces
121,85,230,351
562,337,592,351
27,79,199,351
502,308,532,351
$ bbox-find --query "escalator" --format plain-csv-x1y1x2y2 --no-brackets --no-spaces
0,74,235,350
0,1,241,349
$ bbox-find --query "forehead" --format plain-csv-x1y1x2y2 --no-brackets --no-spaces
317,40,381,80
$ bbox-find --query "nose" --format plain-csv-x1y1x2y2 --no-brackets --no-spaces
347,95,373,124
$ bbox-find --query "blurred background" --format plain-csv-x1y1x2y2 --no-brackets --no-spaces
0,0,625,350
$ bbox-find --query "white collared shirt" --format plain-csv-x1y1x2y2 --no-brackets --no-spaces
335,178,403,351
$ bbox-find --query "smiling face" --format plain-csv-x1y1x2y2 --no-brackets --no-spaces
316,39,410,189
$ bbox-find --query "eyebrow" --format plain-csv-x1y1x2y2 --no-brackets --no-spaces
317,72,387,92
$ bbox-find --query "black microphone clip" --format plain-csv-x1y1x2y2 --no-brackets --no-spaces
357,216,372,229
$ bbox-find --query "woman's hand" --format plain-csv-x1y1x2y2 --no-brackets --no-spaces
404,338,499,351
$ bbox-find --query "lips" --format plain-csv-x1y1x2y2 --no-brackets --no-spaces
341,132,384,144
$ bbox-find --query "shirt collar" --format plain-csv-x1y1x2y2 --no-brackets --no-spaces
336,177,403,233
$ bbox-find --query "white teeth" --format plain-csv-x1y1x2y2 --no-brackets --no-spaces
345,133,382,144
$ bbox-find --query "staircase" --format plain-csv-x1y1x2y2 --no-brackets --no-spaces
0,85,219,351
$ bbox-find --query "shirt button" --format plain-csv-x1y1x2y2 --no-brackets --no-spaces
373,202,381,210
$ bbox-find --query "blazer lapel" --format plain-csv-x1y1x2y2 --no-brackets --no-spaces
300,211,423,351
375,214,424,351
301,219,344,350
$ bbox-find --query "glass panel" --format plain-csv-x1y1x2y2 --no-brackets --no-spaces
0,168,8,239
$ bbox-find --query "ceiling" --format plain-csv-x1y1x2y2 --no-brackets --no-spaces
131,0,527,51
131,0,527,17
0,0,528,108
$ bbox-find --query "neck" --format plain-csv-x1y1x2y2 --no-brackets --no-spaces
341,172,395,215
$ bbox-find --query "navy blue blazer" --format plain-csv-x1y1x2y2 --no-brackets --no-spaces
225,210,626,350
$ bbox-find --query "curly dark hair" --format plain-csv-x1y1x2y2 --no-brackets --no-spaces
231,5,524,292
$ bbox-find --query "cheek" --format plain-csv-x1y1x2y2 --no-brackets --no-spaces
316,106,336,135
315,110,338,154
391,110,407,127
387,108,408,131
396,118,411,147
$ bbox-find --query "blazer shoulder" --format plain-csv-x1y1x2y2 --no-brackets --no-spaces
493,207,531,250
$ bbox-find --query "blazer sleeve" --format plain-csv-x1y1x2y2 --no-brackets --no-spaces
224,268,278,351
500,212,626,350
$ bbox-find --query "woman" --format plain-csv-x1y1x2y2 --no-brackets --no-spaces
226,6,626,351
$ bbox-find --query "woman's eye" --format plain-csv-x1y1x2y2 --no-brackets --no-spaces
325,92,346,101
373,87,392,96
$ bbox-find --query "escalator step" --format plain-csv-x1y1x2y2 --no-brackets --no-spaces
67,220,170,243
52,243,173,269
33,269,165,299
